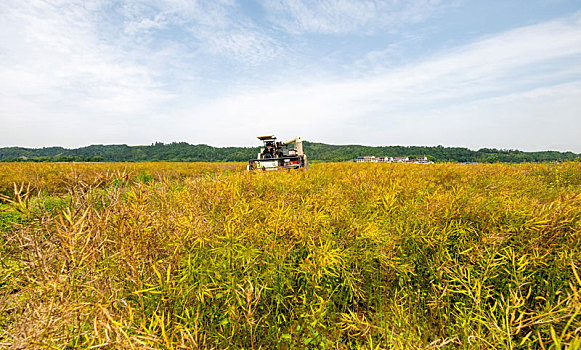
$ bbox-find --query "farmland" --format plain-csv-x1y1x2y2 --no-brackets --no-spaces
0,162,580,349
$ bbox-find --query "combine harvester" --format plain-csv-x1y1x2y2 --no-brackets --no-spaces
247,135,308,171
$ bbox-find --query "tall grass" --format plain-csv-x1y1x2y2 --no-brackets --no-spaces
1,162,580,348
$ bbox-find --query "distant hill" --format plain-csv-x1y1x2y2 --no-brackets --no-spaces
0,141,579,163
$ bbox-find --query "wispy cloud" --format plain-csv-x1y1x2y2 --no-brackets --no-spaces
0,0,173,114
260,0,453,35
0,0,280,146
118,0,280,65
174,13,581,151
1,1,580,151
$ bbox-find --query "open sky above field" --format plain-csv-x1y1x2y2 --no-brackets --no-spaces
1,0,580,152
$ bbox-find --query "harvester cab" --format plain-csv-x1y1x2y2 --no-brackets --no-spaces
247,135,308,171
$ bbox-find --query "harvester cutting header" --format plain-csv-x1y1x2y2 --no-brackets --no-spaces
247,135,308,171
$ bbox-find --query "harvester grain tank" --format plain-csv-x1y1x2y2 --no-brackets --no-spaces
247,135,308,171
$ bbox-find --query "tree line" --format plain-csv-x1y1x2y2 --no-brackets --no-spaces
0,141,579,163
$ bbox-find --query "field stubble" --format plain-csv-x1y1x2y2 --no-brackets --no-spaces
0,162,580,349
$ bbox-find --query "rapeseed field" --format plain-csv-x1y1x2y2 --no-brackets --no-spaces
0,162,580,349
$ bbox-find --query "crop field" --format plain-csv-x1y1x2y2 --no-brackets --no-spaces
0,162,580,349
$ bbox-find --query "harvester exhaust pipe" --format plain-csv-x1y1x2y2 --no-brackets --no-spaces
282,137,303,156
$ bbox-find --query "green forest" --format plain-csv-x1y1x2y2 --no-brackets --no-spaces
0,141,579,163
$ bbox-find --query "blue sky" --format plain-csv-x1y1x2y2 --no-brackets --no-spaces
1,0,580,151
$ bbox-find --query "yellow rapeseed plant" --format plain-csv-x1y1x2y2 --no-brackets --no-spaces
0,161,580,348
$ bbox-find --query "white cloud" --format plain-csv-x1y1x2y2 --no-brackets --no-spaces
170,13,581,151
0,0,279,147
261,0,453,35
0,0,173,119
117,0,280,65
195,27,280,65
393,82,581,152
1,1,580,152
